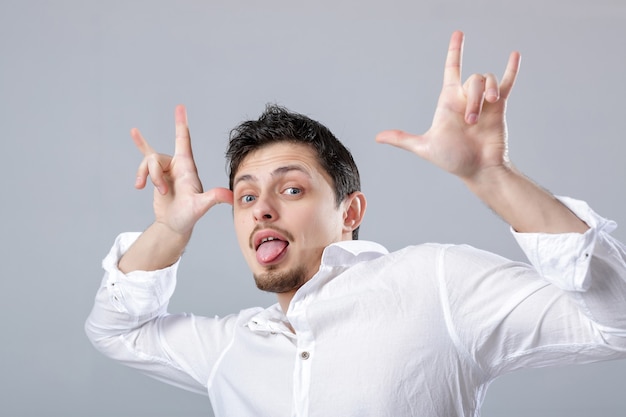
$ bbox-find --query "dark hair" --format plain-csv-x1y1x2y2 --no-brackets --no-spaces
226,104,361,239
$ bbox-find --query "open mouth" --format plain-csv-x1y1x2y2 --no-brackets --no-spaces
254,233,290,265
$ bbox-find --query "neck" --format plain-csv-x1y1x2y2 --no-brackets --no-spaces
277,290,297,315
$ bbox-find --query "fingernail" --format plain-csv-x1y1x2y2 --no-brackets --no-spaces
486,88,498,101
135,177,142,186
467,113,478,124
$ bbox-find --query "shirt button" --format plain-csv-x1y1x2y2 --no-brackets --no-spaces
300,351,310,360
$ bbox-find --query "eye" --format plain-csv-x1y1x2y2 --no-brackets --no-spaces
240,194,256,204
283,187,302,196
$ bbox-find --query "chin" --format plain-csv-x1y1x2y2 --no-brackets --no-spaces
253,265,307,293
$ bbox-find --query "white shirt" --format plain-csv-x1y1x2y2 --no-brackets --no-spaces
85,197,626,417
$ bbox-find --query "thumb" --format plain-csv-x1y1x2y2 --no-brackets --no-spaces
196,187,234,215
375,129,426,155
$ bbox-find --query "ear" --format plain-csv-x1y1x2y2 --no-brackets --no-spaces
342,191,367,238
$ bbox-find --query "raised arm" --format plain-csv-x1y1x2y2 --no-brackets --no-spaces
86,105,236,394
119,105,233,273
376,31,587,234
377,32,626,372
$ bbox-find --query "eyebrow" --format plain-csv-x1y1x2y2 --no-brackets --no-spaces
233,164,312,187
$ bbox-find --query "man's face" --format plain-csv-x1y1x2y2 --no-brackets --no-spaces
232,142,347,295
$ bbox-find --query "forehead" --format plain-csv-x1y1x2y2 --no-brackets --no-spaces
234,142,326,181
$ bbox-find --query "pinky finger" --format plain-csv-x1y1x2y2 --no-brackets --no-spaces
130,128,155,156
500,51,521,99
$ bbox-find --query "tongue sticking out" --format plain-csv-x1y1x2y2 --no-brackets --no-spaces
256,240,288,264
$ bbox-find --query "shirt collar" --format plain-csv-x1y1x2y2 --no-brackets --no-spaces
246,240,389,335
246,304,295,338
320,240,389,267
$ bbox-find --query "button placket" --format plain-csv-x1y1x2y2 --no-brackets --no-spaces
289,305,315,416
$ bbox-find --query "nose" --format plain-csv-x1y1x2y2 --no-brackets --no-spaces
253,195,278,222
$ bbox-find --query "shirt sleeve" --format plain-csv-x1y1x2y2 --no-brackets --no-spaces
513,196,626,335
85,232,239,395
513,196,620,292
441,197,626,379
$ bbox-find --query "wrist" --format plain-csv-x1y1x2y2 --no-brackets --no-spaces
461,162,516,197
153,220,193,245
461,163,588,234
118,222,192,274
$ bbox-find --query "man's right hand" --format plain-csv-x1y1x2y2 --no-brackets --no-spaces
132,104,233,237
118,105,233,273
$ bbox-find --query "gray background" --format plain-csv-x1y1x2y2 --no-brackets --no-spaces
1,0,625,416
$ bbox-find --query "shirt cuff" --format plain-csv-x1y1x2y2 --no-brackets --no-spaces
101,232,180,316
512,196,618,292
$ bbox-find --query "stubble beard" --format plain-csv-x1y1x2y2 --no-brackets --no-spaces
253,265,307,293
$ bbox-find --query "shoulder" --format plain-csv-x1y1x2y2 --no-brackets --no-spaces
376,242,528,278
394,242,516,263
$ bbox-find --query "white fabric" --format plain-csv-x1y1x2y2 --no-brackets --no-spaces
85,197,626,417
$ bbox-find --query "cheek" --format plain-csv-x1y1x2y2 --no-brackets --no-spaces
233,214,252,249
301,205,343,241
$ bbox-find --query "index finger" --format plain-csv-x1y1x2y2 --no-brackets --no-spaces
174,104,194,157
442,31,464,87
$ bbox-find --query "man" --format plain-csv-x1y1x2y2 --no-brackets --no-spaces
86,31,626,416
